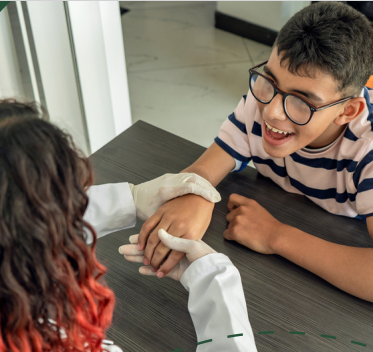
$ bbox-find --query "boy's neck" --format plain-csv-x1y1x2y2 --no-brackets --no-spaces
306,124,346,149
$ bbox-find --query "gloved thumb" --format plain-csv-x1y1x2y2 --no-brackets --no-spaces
158,229,195,253
158,229,217,263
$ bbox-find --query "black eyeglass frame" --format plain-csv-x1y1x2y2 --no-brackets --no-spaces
249,61,354,126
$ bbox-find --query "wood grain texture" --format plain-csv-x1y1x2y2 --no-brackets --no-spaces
89,121,373,352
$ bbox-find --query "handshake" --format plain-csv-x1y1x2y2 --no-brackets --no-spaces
119,173,221,281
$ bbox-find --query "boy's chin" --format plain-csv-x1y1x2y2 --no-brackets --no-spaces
262,140,296,158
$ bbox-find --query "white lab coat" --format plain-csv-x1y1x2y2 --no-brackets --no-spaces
85,183,258,352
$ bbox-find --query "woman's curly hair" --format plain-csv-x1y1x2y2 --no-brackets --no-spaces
0,100,115,351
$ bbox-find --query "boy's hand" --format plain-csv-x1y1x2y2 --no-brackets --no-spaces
137,194,214,276
129,173,221,221
224,193,284,254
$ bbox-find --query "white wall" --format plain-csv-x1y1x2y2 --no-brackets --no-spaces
26,1,132,155
217,1,311,32
99,1,132,136
68,1,132,153
27,1,90,155
0,7,24,99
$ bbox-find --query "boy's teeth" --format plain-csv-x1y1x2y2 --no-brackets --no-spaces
265,121,291,135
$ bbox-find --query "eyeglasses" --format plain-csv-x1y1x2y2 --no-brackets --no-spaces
249,61,354,125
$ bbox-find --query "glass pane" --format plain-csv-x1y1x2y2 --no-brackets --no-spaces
251,74,273,103
285,95,311,124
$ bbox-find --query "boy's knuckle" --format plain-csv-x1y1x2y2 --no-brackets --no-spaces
147,235,158,246
229,193,237,200
250,199,258,206
154,247,165,258
173,222,185,232
231,225,240,237
235,214,244,223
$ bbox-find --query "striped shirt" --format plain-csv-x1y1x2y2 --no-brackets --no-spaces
215,87,373,219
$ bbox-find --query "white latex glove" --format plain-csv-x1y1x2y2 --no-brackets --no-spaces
119,229,217,281
128,173,221,221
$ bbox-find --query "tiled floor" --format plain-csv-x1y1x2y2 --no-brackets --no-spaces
120,1,272,151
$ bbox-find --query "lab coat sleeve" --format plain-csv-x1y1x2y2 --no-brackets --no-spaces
103,344,123,352
84,183,137,243
180,253,258,352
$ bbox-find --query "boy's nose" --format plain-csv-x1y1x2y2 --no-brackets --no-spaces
264,94,287,122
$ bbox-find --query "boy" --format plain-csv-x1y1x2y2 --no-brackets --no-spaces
136,2,373,302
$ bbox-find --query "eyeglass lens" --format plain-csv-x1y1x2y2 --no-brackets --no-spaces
250,73,311,124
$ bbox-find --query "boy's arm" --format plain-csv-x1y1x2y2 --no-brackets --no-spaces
273,217,373,302
137,142,235,276
180,142,236,186
224,194,373,302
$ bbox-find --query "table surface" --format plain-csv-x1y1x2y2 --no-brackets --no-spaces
89,121,373,352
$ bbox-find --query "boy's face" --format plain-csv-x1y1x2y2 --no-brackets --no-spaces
257,49,349,158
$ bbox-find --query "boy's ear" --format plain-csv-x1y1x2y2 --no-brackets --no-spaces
334,97,366,125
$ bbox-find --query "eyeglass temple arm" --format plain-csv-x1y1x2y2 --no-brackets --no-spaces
250,61,268,71
316,96,354,111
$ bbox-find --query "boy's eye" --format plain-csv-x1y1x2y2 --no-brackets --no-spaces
263,74,275,84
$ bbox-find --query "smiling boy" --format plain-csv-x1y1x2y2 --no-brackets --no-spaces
137,2,373,302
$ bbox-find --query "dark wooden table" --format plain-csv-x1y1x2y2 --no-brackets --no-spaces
90,121,373,352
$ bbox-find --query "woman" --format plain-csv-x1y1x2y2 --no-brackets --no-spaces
0,100,257,351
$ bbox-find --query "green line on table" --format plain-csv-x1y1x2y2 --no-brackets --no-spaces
351,340,366,347
171,331,368,350
197,339,212,345
320,334,336,339
228,333,243,338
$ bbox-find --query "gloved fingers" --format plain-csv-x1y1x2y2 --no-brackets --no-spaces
139,266,158,276
118,243,144,256
181,239,217,262
156,173,220,203
176,183,221,203
123,255,144,263
184,173,214,189
176,173,221,203
156,249,186,277
129,234,139,244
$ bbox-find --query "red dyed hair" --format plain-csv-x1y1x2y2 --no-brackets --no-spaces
0,100,115,351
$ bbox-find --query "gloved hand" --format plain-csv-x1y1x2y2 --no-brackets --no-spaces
119,229,217,281
129,173,221,221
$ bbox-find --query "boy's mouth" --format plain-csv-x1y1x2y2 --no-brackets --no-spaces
264,121,294,140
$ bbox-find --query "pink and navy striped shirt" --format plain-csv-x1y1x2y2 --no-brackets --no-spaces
215,87,373,219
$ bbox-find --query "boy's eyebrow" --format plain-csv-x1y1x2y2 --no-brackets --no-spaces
263,65,324,103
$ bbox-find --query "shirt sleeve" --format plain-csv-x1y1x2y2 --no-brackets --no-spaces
214,94,254,173
353,149,373,218
180,253,258,352
84,183,137,243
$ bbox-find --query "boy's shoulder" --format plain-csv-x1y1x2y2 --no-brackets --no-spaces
347,87,373,145
335,87,373,169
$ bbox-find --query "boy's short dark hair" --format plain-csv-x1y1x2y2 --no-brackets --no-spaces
275,1,373,96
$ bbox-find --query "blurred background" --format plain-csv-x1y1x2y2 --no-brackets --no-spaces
1,1,336,160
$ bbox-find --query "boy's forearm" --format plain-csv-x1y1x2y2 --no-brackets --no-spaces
181,165,218,186
181,142,236,187
272,225,373,302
